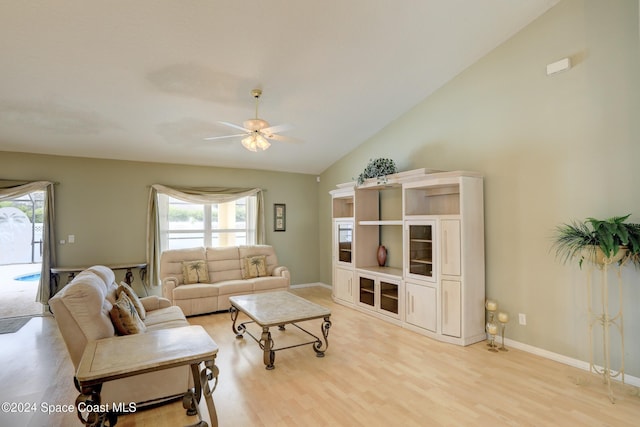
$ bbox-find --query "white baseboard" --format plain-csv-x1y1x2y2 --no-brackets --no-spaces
502,336,640,388
291,282,331,290
294,283,640,388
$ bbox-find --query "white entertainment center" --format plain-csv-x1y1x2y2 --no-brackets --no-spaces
330,168,485,346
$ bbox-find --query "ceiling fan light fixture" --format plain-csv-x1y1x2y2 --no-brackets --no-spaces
256,134,270,150
241,133,271,152
241,135,258,152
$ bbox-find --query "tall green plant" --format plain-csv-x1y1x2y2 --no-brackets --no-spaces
553,214,640,268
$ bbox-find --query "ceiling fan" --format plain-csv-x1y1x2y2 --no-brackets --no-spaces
204,89,295,152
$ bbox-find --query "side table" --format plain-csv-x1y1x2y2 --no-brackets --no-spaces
75,325,219,427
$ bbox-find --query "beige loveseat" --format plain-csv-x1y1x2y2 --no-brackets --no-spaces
160,245,290,316
49,265,193,408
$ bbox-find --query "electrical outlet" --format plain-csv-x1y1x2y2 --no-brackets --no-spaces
519,313,527,326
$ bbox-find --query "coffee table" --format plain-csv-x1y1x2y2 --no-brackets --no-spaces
229,291,332,370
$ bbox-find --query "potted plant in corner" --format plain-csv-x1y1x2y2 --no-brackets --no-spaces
552,214,640,268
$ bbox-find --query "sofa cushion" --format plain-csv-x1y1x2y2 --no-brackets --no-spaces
205,247,242,282
239,245,278,275
118,281,146,320
159,247,207,285
241,255,267,279
182,260,210,284
110,291,147,335
252,276,290,292
215,279,253,295
143,306,189,330
173,283,220,300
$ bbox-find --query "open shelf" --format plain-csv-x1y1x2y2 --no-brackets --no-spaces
359,220,402,226
357,266,402,278
332,196,354,218
405,184,460,216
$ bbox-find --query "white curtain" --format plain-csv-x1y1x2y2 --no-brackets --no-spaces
0,180,56,304
146,185,264,287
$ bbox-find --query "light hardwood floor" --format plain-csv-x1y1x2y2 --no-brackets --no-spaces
1,286,638,426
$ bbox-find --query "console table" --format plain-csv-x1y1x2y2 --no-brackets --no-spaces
50,263,148,295
75,325,219,427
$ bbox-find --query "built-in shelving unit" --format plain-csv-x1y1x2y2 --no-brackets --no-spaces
359,220,403,226
330,188,356,305
330,169,485,346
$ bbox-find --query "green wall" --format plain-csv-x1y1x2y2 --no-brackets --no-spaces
319,0,640,375
1,0,638,377
0,151,319,288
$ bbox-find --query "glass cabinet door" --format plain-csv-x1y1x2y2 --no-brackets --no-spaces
337,222,353,264
359,276,375,307
379,280,399,315
407,222,435,281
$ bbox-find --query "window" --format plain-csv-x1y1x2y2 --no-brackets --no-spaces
158,194,257,250
147,184,264,287
0,190,45,264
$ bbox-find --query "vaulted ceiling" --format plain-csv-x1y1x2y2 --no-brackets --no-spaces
0,0,559,174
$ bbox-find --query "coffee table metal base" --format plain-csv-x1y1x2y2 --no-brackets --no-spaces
230,306,331,370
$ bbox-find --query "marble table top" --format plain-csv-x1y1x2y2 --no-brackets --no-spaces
229,291,331,327
76,325,218,386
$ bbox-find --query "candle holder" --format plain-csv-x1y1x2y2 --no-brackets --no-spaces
498,312,509,352
486,321,498,352
485,299,498,349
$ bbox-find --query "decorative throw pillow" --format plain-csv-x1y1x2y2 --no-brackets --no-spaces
182,260,210,284
118,281,146,320
110,291,146,335
241,255,267,279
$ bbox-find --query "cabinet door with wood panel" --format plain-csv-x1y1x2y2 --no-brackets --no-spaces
406,281,437,332
441,279,461,337
334,267,354,304
440,219,461,276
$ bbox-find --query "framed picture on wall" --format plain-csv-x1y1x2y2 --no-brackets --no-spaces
274,203,286,232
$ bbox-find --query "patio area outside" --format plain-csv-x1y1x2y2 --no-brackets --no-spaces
0,263,45,319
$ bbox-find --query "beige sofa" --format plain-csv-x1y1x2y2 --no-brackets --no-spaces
49,265,193,408
160,245,290,316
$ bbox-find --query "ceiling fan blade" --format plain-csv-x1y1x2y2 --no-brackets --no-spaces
265,133,302,144
218,121,250,132
203,133,247,141
261,123,292,135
